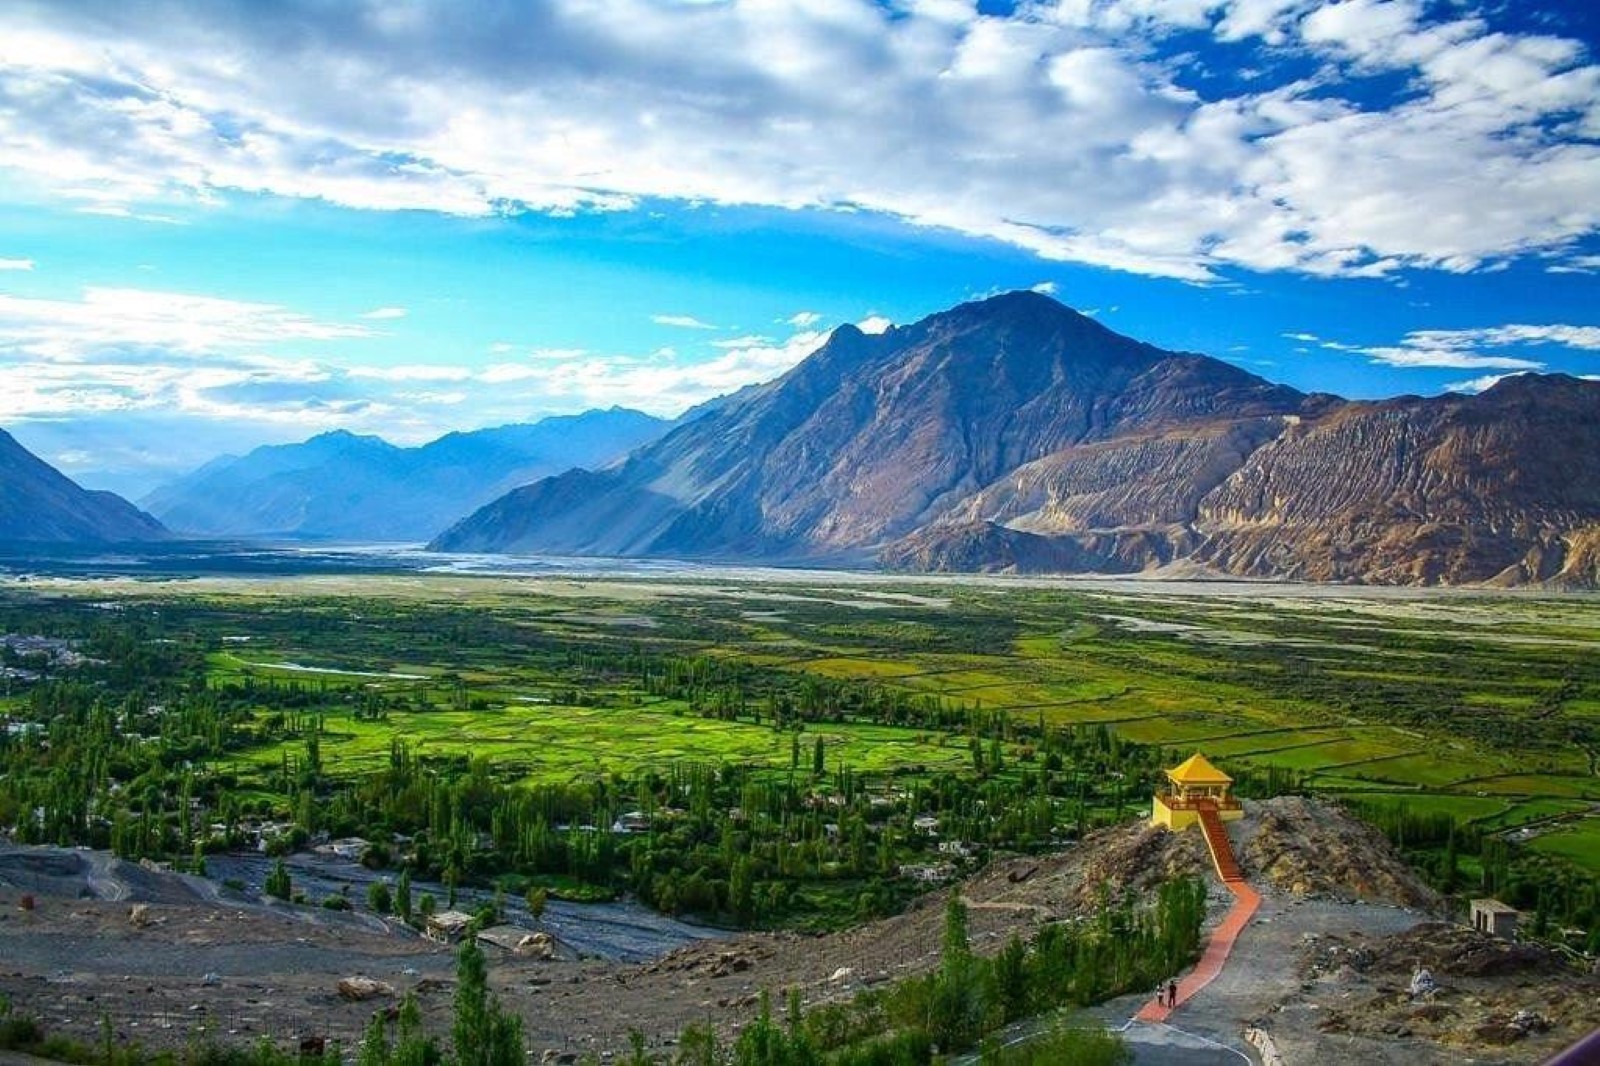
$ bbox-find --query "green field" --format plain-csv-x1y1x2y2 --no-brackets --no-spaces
7,572,1599,876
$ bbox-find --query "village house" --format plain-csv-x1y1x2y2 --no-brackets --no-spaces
314,837,371,861
611,811,652,833
898,861,956,884
1470,898,1519,940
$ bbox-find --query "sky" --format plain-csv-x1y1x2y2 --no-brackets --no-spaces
0,0,1597,499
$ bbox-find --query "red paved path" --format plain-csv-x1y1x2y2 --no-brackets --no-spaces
1136,808,1260,1023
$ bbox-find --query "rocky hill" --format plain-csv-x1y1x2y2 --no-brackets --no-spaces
144,407,670,541
431,292,1600,586
0,428,166,542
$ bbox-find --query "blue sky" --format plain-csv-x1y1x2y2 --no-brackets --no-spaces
0,0,1597,497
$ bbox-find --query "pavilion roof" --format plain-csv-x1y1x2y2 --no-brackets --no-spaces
1166,752,1232,785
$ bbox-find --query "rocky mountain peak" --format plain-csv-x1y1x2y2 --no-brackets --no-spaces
430,294,1600,587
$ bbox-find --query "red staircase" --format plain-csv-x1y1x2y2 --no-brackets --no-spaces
1197,803,1243,883
1136,800,1257,1023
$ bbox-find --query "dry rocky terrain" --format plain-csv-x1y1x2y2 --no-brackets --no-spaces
1,798,1592,1064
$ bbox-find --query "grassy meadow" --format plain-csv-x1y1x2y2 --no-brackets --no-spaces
9,571,1599,873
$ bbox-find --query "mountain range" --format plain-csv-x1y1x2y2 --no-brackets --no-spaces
431,292,1600,587
141,408,671,540
0,429,167,542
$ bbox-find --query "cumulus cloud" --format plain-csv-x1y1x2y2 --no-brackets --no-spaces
0,1,1594,280
359,306,407,320
857,315,894,335
0,258,33,271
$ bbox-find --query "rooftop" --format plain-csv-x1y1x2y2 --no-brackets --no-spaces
1166,752,1232,785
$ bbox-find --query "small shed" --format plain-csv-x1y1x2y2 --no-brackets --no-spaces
424,910,475,943
1470,898,1518,940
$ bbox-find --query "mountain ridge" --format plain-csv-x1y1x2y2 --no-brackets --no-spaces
0,429,168,543
143,407,672,541
430,292,1600,587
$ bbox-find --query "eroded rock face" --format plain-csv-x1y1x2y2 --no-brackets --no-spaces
1239,797,1441,910
432,292,1600,587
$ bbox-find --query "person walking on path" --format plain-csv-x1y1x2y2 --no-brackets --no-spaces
1167,979,1179,1008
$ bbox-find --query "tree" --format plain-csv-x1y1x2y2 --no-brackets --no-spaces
929,891,983,1052
994,933,1029,1024
368,880,393,915
813,737,825,776
264,858,292,901
358,1008,392,1066
674,1022,722,1066
396,869,413,922
452,940,525,1066
729,857,755,926
524,886,548,924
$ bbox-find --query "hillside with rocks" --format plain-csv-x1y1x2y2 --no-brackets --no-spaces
432,292,1600,587
0,798,1589,1064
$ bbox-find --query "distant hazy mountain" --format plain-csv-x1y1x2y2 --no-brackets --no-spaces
143,408,671,540
431,292,1600,587
0,428,167,542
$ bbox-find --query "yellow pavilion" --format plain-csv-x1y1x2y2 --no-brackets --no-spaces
1151,752,1242,830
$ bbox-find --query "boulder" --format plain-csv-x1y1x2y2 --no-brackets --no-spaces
337,976,396,1001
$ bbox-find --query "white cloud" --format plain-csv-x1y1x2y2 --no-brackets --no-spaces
1401,323,1600,353
0,287,373,360
1030,280,1058,294
0,258,33,271
1442,371,1527,394
0,1,1593,280
857,315,894,335
1214,0,1315,45
470,327,830,414
1324,320,1600,371
651,314,719,330
346,364,471,382
359,306,408,320
785,311,822,328
0,276,855,484
1362,348,1544,370
73,204,183,225
1547,255,1600,275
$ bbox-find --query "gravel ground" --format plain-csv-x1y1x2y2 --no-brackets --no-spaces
2,804,1588,1064
1085,892,1429,1065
